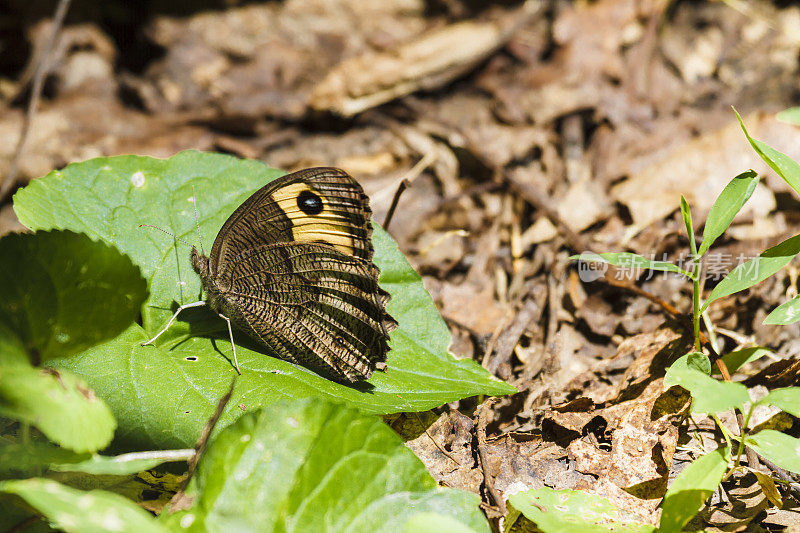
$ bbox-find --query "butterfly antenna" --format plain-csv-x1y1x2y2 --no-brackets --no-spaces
139,224,192,247
192,185,205,256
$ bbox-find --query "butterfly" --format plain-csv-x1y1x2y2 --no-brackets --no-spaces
142,167,397,383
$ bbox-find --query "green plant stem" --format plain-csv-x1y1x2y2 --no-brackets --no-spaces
732,403,756,472
692,274,701,352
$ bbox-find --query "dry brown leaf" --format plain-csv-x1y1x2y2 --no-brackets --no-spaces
401,410,484,494
610,112,800,230
695,471,770,531
310,2,544,116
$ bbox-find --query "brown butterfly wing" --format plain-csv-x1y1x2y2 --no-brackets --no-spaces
207,167,394,382
217,242,395,382
209,167,375,275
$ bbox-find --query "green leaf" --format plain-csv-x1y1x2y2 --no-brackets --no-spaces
701,234,800,313
758,387,800,417
506,488,654,533
0,230,147,362
0,478,168,533
161,399,490,533
659,447,729,532
680,195,697,257
14,152,514,449
697,170,759,257
570,252,691,277
0,322,34,368
0,441,89,478
664,354,750,414
0,365,115,453
735,108,800,195
52,450,193,475
716,347,771,375
686,351,712,375
746,430,800,474
669,351,711,376
403,513,480,533
776,106,800,126
763,296,800,325
0,440,191,478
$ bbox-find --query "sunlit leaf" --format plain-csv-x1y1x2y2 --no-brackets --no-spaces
758,387,800,418
659,447,729,533
735,108,800,195
664,354,749,414
763,297,800,325
507,487,654,533
702,234,800,313
746,430,800,474
776,106,800,126
697,170,759,257
0,230,147,362
570,252,691,277
161,399,490,532
716,347,771,375
0,365,115,453
0,478,168,533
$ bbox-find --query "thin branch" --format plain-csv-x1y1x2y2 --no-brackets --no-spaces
476,398,506,515
169,376,237,513
382,150,436,230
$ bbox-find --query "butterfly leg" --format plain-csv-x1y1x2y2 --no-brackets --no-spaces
141,300,207,346
217,312,241,375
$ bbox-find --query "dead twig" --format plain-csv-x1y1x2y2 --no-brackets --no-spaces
476,398,506,515
482,287,546,379
383,180,409,231
1,0,73,201
382,150,437,230
169,377,237,511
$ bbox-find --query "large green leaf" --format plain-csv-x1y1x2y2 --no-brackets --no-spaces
659,447,729,533
701,234,800,313
697,170,759,257
0,231,147,362
161,399,490,533
506,488,653,533
0,478,168,533
0,365,116,453
746,430,800,474
14,152,513,449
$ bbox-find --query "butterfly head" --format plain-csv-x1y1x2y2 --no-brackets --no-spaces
190,246,210,277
